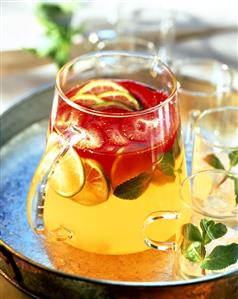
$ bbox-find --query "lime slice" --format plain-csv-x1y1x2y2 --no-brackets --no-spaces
70,94,104,107
72,159,110,206
77,80,128,95
98,91,141,110
93,100,134,111
49,148,85,198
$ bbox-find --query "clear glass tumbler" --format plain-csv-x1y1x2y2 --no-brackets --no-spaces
96,36,156,55
143,169,238,279
192,106,238,174
172,58,234,169
116,3,175,63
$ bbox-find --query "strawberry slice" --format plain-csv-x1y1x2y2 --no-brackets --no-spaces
121,113,160,142
105,127,129,146
73,126,104,150
54,99,83,132
122,103,179,152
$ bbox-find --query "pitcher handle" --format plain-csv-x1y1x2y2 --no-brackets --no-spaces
27,126,83,235
143,211,180,251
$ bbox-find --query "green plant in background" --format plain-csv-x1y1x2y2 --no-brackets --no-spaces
27,3,83,69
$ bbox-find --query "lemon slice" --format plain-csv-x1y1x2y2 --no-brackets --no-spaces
49,148,85,198
77,80,128,95
70,94,104,106
93,100,134,111
72,159,110,206
98,91,141,110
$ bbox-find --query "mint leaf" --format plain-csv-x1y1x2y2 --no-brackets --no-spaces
182,223,203,242
27,3,83,69
37,3,73,29
204,223,227,245
157,152,175,176
233,177,238,204
203,154,225,170
184,242,205,263
229,150,238,167
201,243,238,270
200,219,227,244
113,172,152,199
172,130,181,158
200,219,214,238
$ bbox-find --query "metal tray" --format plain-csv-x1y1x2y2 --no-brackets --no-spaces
0,85,237,299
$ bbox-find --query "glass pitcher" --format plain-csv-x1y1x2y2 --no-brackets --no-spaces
27,52,188,255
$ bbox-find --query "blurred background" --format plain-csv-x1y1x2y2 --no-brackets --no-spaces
1,0,238,112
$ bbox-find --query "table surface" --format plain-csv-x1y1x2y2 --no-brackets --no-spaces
1,6,238,298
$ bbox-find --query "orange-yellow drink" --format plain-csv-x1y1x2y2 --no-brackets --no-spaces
28,78,187,255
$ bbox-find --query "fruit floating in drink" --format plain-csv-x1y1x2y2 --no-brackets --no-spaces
27,54,188,255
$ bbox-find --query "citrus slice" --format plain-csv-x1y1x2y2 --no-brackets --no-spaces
72,159,110,206
77,79,128,95
49,147,85,198
93,100,134,111
98,91,141,110
70,94,104,108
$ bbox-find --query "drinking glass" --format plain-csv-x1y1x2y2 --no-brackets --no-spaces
192,107,238,174
143,169,238,279
172,58,234,170
96,37,156,55
116,3,175,63
27,52,187,256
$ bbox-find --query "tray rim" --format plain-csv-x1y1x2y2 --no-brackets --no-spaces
1,84,238,288
0,268,40,299
2,239,237,288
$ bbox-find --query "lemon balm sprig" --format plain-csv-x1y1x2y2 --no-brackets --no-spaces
182,219,238,275
203,150,238,204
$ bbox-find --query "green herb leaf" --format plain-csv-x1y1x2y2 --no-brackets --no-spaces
172,129,181,158
203,223,227,245
203,154,225,170
233,177,238,204
27,3,84,69
113,172,152,200
229,150,238,167
201,243,238,270
200,219,227,244
200,219,214,238
182,223,203,242
184,242,205,263
157,152,175,176
37,3,73,29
